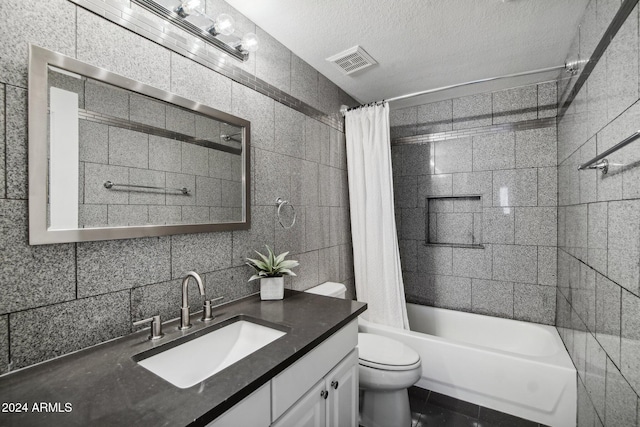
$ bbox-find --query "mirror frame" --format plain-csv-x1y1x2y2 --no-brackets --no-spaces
28,45,251,245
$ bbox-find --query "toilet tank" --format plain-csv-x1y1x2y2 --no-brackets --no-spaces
304,282,346,299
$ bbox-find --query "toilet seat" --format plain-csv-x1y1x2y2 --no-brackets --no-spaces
358,333,421,371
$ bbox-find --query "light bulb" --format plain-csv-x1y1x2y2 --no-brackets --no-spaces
239,32,259,53
208,13,235,36
175,0,201,18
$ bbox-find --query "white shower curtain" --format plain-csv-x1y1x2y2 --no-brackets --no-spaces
344,103,409,330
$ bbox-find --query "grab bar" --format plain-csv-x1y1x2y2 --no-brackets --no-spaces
578,130,640,174
104,181,190,195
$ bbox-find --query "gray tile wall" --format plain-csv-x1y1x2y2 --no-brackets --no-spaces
0,0,355,372
391,81,558,324
556,1,640,426
65,0,356,132
390,81,557,140
426,197,482,246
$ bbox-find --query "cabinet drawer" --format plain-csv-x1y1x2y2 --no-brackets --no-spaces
271,320,357,420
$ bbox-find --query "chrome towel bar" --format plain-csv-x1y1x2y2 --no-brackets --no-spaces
103,181,190,195
578,130,640,174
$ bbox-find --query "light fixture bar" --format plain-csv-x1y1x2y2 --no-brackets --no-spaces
131,0,249,62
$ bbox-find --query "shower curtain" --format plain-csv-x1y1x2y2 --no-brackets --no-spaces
344,103,409,330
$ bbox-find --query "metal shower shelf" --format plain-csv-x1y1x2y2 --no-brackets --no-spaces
578,130,640,174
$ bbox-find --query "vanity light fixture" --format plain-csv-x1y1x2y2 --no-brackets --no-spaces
207,13,235,36
237,32,260,53
174,0,202,18
131,0,259,62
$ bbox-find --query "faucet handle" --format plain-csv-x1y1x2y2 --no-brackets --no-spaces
202,297,224,321
133,315,164,340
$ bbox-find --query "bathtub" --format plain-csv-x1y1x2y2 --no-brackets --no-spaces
358,303,576,427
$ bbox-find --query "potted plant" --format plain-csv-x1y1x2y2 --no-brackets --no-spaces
246,246,299,300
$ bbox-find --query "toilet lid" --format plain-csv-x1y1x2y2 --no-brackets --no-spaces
358,333,421,371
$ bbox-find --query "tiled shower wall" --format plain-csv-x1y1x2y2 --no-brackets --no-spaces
556,0,640,425
390,81,559,324
0,0,356,372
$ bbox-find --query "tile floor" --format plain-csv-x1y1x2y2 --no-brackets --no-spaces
407,386,548,427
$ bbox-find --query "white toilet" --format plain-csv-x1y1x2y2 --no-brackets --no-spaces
305,282,422,427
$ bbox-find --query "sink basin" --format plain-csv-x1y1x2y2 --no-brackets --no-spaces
135,318,287,388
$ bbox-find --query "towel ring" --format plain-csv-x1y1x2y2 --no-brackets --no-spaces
276,197,296,229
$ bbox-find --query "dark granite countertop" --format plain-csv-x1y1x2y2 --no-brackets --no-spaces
0,290,366,426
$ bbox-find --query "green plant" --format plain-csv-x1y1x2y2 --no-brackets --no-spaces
246,245,299,282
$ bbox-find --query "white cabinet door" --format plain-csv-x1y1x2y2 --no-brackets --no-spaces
326,349,359,427
272,320,358,420
206,382,270,427
272,380,327,427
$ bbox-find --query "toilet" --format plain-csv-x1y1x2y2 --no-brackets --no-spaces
305,282,422,427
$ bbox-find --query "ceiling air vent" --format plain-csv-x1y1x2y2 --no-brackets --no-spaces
326,46,377,75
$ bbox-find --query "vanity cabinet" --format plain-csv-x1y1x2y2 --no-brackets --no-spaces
272,349,359,427
272,379,326,427
207,382,271,427
209,320,358,427
325,350,359,427
272,320,358,427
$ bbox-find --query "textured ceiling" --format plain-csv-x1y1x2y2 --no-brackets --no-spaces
224,0,590,109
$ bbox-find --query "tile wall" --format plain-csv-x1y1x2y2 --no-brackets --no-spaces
390,81,559,324
0,0,356,372
556,0,640,425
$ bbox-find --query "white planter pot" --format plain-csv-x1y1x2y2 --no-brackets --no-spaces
260,276,284,300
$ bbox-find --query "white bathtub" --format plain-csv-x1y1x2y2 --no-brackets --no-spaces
359,303,576,427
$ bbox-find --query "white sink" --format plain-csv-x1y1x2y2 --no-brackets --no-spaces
136,319,286,388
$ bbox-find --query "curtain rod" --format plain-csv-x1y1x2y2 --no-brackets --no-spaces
340,64,571,116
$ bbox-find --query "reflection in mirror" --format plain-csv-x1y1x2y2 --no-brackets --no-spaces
47,66,243,229
29,45,250,244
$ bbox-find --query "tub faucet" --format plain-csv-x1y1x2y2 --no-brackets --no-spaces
180,271,205,330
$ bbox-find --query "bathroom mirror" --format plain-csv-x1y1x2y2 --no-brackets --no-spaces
28,45,250,244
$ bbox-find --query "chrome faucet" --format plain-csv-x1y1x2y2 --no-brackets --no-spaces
180,271,205,330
